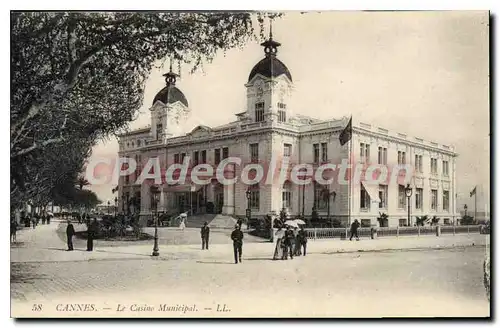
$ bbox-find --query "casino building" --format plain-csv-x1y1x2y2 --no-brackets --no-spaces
117,30,459,227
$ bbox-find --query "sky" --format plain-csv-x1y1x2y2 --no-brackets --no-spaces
89,11,490,212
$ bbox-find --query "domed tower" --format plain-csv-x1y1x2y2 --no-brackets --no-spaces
245,23,293,123
150,62,189,141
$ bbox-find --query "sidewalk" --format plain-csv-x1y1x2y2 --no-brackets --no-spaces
10,223,489,263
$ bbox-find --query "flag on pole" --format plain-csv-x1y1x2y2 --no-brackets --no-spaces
339,117,352,146
470,186,476,197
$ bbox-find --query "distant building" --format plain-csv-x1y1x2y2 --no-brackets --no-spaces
117,31,459,227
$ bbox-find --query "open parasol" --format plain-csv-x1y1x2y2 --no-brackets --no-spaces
284,220,299,228
293,219,306,225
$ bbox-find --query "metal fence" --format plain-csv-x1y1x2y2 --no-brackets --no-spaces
304,225,482,240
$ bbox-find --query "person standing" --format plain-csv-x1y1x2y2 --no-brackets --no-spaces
350,219,360,241
87,218,99,251
10,218,18,243
283,226,295,260
298,226,308,256
201,222,210,250
66,220,75,251
273,227,285,260
231,224,244,264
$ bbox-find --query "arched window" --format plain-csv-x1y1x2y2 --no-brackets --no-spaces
282,181,292,210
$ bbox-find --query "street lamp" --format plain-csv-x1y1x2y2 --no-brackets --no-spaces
246,188,251,227
121,195,126,214
464,204,468,217
150,185,160,257
405,184,413,226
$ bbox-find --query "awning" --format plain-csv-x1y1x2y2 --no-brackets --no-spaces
164,184,203,193
361,181,381,203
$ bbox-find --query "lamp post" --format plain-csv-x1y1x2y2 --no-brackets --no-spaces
107,201,110,215
150,185,160,257
405,184,413,226
464,204,468,217
246,188,251,227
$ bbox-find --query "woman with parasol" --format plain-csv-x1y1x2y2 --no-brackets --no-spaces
272,226,285,260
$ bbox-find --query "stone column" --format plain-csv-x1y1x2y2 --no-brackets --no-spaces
140,183,151,215
222,182,235,215
159,189,165,212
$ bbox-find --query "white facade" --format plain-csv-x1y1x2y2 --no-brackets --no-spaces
117,34,458,228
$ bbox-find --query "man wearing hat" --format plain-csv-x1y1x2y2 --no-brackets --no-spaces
66,219,75,251
201,221,210,250
231,224,244,264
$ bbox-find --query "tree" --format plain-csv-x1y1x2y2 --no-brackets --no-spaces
431,216,440,226
377,212,389,227
461,215,476,226
415,215,428,226
11,12,278,205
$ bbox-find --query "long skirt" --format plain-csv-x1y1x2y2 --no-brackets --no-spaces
273,238,284,260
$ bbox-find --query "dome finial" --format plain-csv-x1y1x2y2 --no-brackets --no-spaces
260,18,281,57
163,56,178,86
269,17,273,40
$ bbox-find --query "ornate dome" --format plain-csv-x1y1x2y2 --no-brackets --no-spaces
153,85,188,107
247,27,292,83
152,68,188,107
248,56,292,83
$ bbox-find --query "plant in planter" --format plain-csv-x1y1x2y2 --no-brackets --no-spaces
415,215,428,226
431,216,440,226
377,212,389,227
461,215,476,225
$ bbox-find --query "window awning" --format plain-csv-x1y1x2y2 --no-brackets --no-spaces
361,181,381,203
164,184,204,193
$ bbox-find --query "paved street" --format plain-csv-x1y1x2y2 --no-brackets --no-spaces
11,223,490,318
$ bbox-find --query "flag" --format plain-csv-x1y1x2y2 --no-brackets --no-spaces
339,117,352,146
470,186,476,197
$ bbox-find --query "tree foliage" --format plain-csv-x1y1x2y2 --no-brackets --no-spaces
11,11,279,207
461,215,476,226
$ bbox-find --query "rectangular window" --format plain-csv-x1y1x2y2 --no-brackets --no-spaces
431,189,438,210
378,185,388,209
282,190,291,209
360,143,370,164
180,153,186,163
278,110,286,123
174,153,180,164
398,185,406,209
278,103,287,109
156,123,163,140
283,144,292,157
255,102,264,122
222,147,229,160
444,218,450,225
415,155,423,173
314,185,327,210
398,151,406,165
415,188,423,210
360,184,370,210
193,151,199,166
321,143,328,162
214,149,221,165
443,190,449,211
125,174,129,185
249,187,260,210
313,144,320,164
431,158,438,175
361,219,371,228
399,219,407,227
250,143,259,162
201,150,207,164
378,147,387,165
443,160,449,177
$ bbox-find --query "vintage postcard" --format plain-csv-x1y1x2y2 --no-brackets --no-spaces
10,10,490,318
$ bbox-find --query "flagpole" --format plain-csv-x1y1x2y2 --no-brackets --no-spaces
349,116,353,227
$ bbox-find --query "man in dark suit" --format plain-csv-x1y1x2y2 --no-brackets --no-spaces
283,226,295,260
298,226,308,256
201,221,210,250
350,219,360,241
231,224,244,264
66,220,75,251
87,218,99,251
